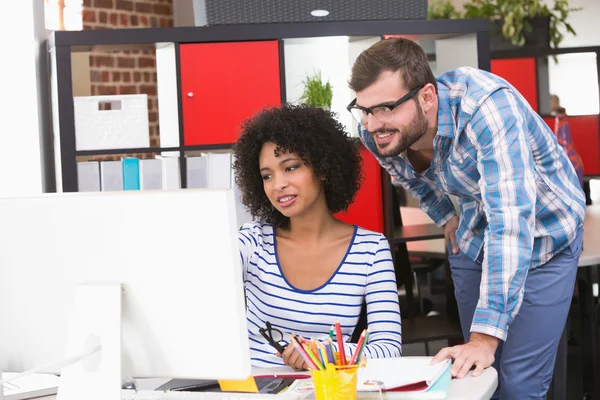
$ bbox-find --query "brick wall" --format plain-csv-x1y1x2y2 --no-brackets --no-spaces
81,0,173,158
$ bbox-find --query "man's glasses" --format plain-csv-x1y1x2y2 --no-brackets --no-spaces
259,321,288,354
346,86,423,126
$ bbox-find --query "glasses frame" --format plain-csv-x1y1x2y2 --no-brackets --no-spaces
258,321,288,354
346,86,423,125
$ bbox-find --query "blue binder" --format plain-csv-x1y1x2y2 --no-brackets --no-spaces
122,157,140,190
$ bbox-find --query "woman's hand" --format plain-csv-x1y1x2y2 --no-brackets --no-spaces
277,345,308,370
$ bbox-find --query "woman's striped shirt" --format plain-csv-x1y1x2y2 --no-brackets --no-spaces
238,222,402,368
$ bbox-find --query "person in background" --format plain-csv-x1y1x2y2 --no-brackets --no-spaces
347,37,585,399
233,104,402,370
550,94,584,188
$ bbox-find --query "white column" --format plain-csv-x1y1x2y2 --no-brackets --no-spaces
0,0,51,197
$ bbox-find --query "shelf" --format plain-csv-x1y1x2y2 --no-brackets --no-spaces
74,144,236,157
390,223,444,244
75,146,181,156
49,19,490,51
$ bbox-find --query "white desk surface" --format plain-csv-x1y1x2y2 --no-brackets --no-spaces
36,364,497,400
401,205,600,268
580,205,600,267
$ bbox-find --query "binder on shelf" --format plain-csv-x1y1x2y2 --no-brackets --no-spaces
139,158,163,190
207,152,232,189
100,160,123,191
156,155,181,190
122,157,140,191
231,153,253,228
76,161,100,192
186,155,208,189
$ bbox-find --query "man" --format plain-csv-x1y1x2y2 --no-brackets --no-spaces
550,94,584,189
347,38,585,399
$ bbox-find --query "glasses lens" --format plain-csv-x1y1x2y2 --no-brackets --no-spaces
372,107,394,124
270,328,283,343
349,108,365,124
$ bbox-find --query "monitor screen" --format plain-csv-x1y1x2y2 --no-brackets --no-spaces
0,189,250,382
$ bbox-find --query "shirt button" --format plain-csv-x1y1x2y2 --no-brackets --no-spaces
434,170,439,174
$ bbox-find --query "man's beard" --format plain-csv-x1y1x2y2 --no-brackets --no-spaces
371,102,428,157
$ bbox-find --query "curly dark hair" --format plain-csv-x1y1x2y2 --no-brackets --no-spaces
233,104,363,228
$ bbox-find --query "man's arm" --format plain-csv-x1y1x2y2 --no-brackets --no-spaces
432,88,536,378
470,88,536,341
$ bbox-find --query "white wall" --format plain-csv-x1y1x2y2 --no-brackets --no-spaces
548,0,600,47
0,0,50,197
283,36,354,135
549,53,599,115
283,36,382,137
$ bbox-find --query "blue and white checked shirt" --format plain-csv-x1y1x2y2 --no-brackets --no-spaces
360,67,586,340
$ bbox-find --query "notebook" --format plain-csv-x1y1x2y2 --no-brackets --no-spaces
357,357,452,396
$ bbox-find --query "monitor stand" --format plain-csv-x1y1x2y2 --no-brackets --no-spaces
57,284,122,400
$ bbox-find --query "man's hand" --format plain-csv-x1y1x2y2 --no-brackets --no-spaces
444,216,459,254
277,345,308,371
431,333,499,378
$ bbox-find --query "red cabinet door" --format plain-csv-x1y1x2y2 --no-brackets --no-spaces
180,41,282,146
335,146,385,234
491,58,538,112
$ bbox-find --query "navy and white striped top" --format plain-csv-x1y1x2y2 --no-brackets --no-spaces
238,222,402,368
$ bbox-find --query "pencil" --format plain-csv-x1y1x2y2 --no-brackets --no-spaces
317,343,327,365
329,325,334,340
300,337,324,370
325,338,336,365
334,321,346,365
349,328,367,365
291,335,318,370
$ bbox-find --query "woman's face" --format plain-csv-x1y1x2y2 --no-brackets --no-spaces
258,142,326,219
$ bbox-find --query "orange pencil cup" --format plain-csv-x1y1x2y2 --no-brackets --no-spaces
310,363,360,400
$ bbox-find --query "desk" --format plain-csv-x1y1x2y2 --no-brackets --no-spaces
38,365,498,400
553,205,600,400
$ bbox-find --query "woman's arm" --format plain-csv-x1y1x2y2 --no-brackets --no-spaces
336,236,402,360
238,222,259,282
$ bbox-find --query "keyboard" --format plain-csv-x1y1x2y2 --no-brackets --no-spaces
121,390,299,399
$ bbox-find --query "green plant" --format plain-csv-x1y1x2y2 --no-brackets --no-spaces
429,0,581,49
299,71,333,108
427,0,461,19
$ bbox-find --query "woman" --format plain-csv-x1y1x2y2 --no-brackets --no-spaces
233,104,402,370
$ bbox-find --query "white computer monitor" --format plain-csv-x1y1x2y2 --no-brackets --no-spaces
0,189,251,390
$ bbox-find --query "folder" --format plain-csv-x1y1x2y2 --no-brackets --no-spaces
186,155,208,189
156,155,181,190
139,158,163,190
207,152,231,189
100,160,123,191
122,157,140,190
357,357,452,398
77,161,100,192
